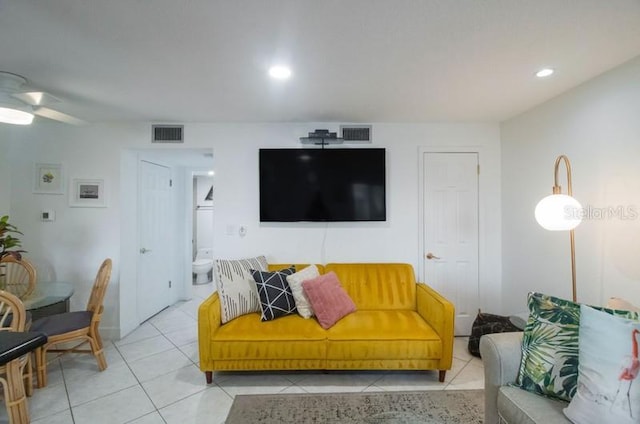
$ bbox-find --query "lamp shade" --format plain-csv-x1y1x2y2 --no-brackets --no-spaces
0,73,34,125
535,194,582,231
0,106,34,125
0,96,34,125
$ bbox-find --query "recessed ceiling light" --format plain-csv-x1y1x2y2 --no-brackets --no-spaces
268,65,292,80
536,68,555,78
208,170,215,176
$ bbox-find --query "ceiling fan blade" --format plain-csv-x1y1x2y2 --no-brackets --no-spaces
12,91,60,106
33,107,86,125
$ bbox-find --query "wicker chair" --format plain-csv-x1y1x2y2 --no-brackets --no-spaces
32,258,112,388
0,290,32,423
0,256,36,300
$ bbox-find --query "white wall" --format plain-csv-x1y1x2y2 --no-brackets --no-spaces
0,126,14,215
6,121,502,337
501,55,640,313
5,123,127,338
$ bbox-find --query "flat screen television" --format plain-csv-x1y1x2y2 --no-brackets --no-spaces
259,148,386,222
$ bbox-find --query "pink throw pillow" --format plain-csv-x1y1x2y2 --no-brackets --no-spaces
302,272,356,329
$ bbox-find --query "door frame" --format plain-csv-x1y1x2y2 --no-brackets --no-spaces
119,148,214,339
417,146,487,313
183,167,216,299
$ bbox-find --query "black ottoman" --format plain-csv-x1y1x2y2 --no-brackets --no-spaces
468,312,522,357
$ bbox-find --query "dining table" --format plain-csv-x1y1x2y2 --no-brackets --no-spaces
22,282,74,321
0,331,48,424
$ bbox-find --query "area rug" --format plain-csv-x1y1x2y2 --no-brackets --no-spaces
225,390,484,424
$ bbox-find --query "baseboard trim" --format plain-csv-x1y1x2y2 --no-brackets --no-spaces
100,326,121,342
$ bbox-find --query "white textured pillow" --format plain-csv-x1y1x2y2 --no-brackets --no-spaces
564,305,640,424
286,265,320,319
215,256,268,323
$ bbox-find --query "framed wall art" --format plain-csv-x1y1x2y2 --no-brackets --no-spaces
69,178,107,208
33,163,64,194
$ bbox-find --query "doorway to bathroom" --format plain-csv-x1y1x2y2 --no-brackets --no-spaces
192,171,214,284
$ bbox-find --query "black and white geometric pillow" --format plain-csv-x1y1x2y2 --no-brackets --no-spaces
251,267,297,321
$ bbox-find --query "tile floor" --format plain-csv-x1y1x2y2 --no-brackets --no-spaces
1,283,484,424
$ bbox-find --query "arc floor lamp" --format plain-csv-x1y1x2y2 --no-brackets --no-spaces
534,155,582,302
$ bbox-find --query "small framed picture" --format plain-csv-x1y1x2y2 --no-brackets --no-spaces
69,178,107,208
34,163,64,194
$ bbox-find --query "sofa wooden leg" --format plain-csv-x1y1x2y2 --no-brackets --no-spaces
205,371,213,384
438,370,446,382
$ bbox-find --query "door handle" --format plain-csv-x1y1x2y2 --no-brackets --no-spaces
140,248,152,254
426,252,441,260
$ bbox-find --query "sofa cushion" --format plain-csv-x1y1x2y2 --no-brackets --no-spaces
303,272,356,329
324,263,416,310
516,292,639,402
212,313,327,360
498,386,569,424
215,256,268,323
251,267,297,321
286,265,321,319
326,310,442,360
564,305,640,424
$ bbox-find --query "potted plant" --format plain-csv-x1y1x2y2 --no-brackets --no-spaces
0,215,24,290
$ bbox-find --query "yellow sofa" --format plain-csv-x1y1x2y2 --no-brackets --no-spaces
198,263,455,384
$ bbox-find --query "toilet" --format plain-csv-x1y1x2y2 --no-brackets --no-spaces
192,248,214,284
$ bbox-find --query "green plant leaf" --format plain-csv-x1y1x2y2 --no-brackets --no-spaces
0,216,24,260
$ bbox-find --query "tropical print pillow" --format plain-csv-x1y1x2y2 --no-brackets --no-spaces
516,292,639,402
563,305,640,424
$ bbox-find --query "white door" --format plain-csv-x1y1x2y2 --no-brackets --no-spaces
138,160,172,322
423,152,479,336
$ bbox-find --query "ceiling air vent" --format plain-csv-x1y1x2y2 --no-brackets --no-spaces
340,125,372,143
152,125,184,143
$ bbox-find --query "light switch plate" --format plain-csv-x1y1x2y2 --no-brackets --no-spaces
41,210,55,221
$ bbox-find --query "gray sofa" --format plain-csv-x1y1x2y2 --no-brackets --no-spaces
480,332,570,424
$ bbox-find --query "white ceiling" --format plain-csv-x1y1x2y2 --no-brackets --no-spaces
2,0,640,124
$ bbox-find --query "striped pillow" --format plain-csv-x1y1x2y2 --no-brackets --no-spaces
215,256,268,323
